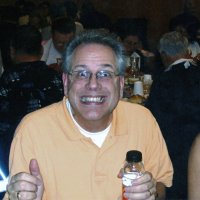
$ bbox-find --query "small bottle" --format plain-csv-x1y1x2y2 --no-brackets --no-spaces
129,56,137,75
122,150,145,200
129,56,141,81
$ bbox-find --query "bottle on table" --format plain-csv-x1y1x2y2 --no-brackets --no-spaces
122,150,145,200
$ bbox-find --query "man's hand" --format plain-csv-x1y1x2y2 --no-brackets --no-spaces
118,170,157,200
6,159,44,200
123,173,157,199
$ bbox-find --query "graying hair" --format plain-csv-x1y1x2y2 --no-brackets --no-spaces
62,29,126,75
158,31,189,56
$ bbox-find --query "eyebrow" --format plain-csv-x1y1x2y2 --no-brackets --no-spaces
72,64,87,69
72,63,115,70
99,63,114,68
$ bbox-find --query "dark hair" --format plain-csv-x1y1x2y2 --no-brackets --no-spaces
10,25,42,56
52,17,76,34
63,29,126,75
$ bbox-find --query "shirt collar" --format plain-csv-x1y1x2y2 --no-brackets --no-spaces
165,58,193,72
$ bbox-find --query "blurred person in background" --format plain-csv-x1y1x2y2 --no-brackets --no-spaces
146,31,200,199
114,25,156,76
0,25,64,198
41,17,76,73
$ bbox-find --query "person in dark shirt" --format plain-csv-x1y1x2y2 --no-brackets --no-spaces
145,31,200,199
0,25,64,197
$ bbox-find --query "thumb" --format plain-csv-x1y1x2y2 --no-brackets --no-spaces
29,159,44,200
117,168,124,179
29,159,42,181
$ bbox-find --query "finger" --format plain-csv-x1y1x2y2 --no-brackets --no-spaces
124,188,156,200
117,168,124,178
131,172,152,185
7,179,38,196
10,172,39,185
29,159,44,200
124,180,154,194
7,191,19,200
29,159,42,186
125,173,155,193
16,191,37,200
124,191,152,200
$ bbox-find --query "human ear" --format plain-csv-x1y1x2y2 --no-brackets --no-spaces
62,73,69,96
119,76,125,99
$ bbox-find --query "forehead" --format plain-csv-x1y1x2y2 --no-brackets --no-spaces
71,43,117,65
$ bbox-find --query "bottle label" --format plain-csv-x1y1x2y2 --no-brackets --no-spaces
122,172,142,186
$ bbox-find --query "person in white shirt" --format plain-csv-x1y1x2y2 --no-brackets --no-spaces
41,17,75,73
146,31,200,199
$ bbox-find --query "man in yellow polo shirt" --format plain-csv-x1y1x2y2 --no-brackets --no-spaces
4,30,173,200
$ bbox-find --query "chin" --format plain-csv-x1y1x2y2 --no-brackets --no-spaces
81,112,104,122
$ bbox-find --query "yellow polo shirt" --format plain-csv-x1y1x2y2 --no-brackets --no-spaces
4,97,173,200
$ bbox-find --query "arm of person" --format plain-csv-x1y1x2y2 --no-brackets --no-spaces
188,133,200,200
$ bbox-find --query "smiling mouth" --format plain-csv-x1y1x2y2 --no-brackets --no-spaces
81,96,105,103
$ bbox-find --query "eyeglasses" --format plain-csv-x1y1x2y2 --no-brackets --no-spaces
68,70,120,82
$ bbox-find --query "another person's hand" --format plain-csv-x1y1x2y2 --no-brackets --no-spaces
6,159,44,200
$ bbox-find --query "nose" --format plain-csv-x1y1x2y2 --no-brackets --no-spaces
86,73,101,90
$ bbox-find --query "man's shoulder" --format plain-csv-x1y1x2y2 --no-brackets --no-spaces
117,100,151,117
20,100,63,124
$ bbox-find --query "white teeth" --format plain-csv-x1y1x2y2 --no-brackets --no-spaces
81,97,104,103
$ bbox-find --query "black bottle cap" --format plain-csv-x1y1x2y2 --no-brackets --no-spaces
126,150,142,162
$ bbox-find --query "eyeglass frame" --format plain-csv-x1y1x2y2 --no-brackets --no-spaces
67,69,121,82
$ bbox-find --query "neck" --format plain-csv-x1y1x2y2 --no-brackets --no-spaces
67,99,113,132
164,54,188,68
74,115,112,133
